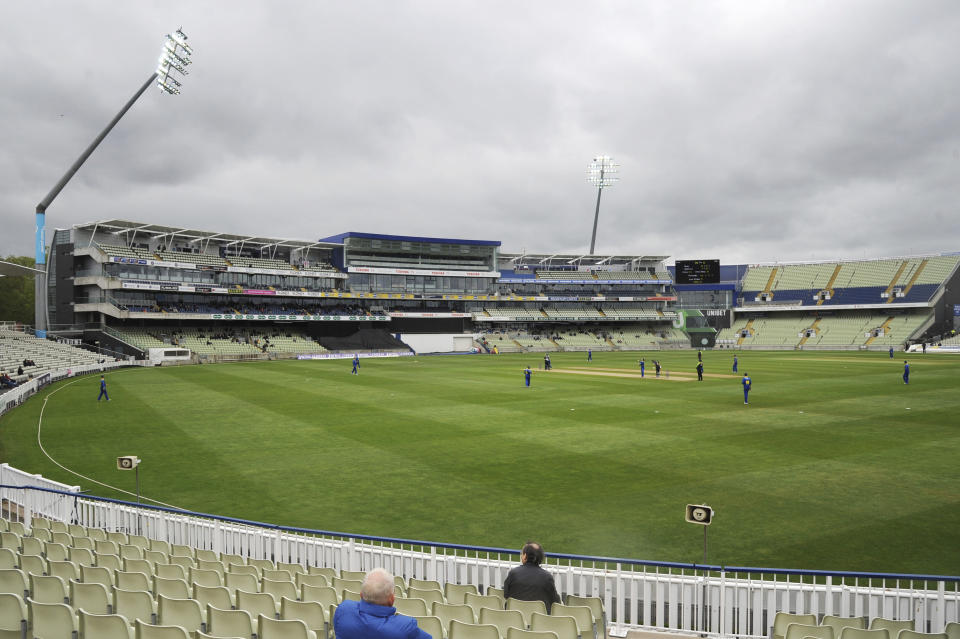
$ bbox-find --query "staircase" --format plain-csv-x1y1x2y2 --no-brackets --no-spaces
865,317,895,346
817,265,842,306
737,319,755,346
895,259,928,301
798,319,821,346
882,261,908,303
761,267,780,300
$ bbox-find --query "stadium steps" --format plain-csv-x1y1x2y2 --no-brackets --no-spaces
763,267,780,298
864,316,895,346
817,265,843,306
798,319,821,346
737,320,755,346
511,339,525,351
882,261,908,301
605,337,618,349
894,259,927,302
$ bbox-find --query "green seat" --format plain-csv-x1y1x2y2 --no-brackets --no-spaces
207,604,255,639
280,597,328,639
114,587,157,626
297,574,329,589
786,623,834,639
449,620,500,639
479,608,526,638
340,571,366,581
839,628,891,639
945,623,960,639
822,616,866,637
70,579,111,615
302,584,339,608
135,619,191,639
433,602,476,634
259,614,319,639
507,599,547,629
191,568,224,588
551,604,595,639
157,595,204,635
78,610,135,639
0,551,15,571
507,628,560,639
773,613,818,639
531,612,579,639
0,570,28,600
870,620,914,635
0,592,27,639
897,632,947,639
445,584,480,605
395,598,428,617
565,596,605,639
263,577,298,604
414,616,446,639
29,600,78,639
410,578,442,592
29,574,68,605
408,587,445,610
238,589,279,621
194,583,235,612
464,593,502,618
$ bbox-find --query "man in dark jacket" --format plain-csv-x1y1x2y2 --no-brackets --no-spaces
503,541,561,612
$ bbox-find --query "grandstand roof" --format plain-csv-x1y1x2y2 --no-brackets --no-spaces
318,232,500,247
500,252,669,266
72,220,342,250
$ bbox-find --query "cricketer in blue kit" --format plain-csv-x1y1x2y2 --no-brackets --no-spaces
524,366,532,387
97,375,109,401
741,373,751,404
903,361,909,384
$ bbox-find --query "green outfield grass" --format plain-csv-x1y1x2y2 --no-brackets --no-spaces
1,350,958,575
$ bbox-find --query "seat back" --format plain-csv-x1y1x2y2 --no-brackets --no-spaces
449,620,500,639
114,586,157,626
897,632,947,639
414,615,446,639
207,604,255,638
47,560,80,583
29,600,78,639
785,622,834,639
70,579,111,614
170,545,195,559
226,572,260,595
97,553,123,572
871,620,915,635
135,619,191,639
507,599,548,628
465,592,503,617
156,564,187,581
263,577,298,603
822,617,867,636
69,547,96,566
237,590,278,621
564,597,605,639
18,555,47,578
96,540,120,556
945,623,960,639
296,574,329,589
124,558,154,578
839,628,891,639
551,604,595,639
78,610,134,639
193,584,234,612
408,587,445,609
264,569,294,583
531,612,579,639
307,567,338,581
434,602,476,633
339,570,366,581
301,584,339,608
154,576,191,599
278,563,307,577
332,577,363,593
395,598,428,617
191,568,224,588
0,592,27,636
445,584,480,605
157,594,204,633
43,542,68,562
259,614,315,639
81,564,115,588
341,588,361,602
409,578,442,592
280,598,327,637
480,607,527,637
150,540,172,555
29,574,68,605
507,628,560,639
773,614,819,639
0,549,15,570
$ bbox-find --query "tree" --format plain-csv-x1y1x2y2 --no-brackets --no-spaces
0,256,36,324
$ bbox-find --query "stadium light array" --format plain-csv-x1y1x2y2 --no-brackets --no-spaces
587,155,619,255
156,29,193,95
33,28,195,333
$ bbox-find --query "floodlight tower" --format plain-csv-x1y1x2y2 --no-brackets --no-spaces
33,30,193,333
586,155,619,255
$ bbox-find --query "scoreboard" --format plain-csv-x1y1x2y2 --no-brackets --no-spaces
675,259,720,285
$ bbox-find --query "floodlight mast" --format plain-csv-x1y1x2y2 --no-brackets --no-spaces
33,30,192,333
586,155,619,255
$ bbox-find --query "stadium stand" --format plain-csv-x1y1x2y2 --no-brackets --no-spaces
0,328,105,387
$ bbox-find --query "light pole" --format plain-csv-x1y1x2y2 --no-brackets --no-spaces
34,30,194,335
586,155,619,255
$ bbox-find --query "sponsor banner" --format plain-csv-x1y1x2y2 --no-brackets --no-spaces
955,304,960,316
532,278,663,285
297,351,414,360
349,266,499,278
111,256,199,270
245,289,277,296
388,312,471,318
210,314,389,321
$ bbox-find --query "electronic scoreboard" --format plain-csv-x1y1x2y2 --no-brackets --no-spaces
675,259,720,285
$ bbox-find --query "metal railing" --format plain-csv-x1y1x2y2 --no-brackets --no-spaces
1,473,956,638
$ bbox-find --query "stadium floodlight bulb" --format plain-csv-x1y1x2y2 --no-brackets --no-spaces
587,155,619,188
155,29,193,95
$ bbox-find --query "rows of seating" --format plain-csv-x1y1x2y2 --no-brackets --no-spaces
0,516,606,639
717,313,930,348
0,332,104,386
771,611,957,639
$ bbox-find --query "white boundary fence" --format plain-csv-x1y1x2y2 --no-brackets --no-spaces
1,467,957,638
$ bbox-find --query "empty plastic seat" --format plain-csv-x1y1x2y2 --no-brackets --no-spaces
97,553,123,572
0,570,28,599
445,584,479,605
822,617,867,637
839,629,891,639
28,600,78,639
43,542,69,562
871,620,915,635
565,596,605,639
227,572,260,595
18,554,47,578
279,598,327,639
464,592,502,617
264,569,294,583
82,564,115,588
259,614,318,639
307,567,337,581
207,604,255,638
157,595,204,635
194,583,235,612
507,628,559,639
191,568,224,588
29,574,68,605
551,604,595,639
237,590,279,620
262,578,298,604
897,632,946,639
507,599,547,628
479,608,526,638
156,564,188,581
449,620,500,639
278,563,307,577
0,550,15,571
301,584,338,608
0,592,27,638
296,574,329,589
434,602,476,634
47,560,80,583
70,579,111,614
531,612,578,639
409,578,442,592
395,598,429,617
154,576,191,599
78,610,135,639
115,586,157,626
134,619,191,639
408,587,445,610
116,571,152,592
414,616,446,639
773,614,818,639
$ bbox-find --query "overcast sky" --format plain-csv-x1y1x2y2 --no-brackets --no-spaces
2,1,958,265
